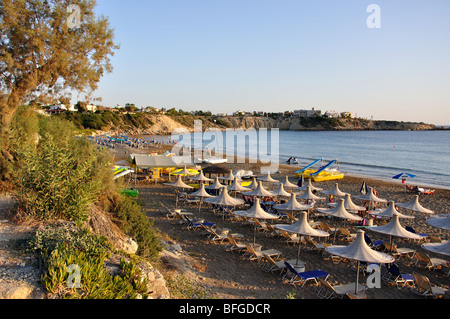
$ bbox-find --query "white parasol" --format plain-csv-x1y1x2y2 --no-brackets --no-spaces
297,186,325,202
316,198,363,243
234,198,279,244
396,195,434,215
274,193,314,211
205,176,225,190
189,170,214,183
274,212,329,265
242,181,275,198
189,183,213,212
257,171,278,183
296,178,323,192
327,194,366,212
276,176,300,189
320,183,348,197
326,230,395,294
369,201,415,219
204,186,245,207
270,183,292,198
164,174,193,188
368,213,423,241
426,214,450,231
219,170,239,183
422,241,450,257
354,187,387,210
227,177,251,193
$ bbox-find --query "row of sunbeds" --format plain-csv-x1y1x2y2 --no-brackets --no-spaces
162,203,448,298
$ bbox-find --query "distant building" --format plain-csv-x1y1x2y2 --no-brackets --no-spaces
340,112,354,118
48,104,76,113
293,108,322,117
324,110,340,118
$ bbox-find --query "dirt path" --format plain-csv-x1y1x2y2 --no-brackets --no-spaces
0,194,44,299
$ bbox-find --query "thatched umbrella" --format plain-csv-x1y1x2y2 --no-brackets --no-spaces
369,201,415,220
396,195,434,215
274,212,329,265
234,198,279,245
276,176,299,189
326,230,395,294
327,194,366,212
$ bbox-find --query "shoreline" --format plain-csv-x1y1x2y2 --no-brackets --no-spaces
115,132,450,193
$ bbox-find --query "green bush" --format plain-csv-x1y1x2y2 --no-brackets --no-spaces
10,108,116,222
114,197,162,260
30,224,149,299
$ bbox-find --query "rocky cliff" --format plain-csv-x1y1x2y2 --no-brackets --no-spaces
72,112,437,136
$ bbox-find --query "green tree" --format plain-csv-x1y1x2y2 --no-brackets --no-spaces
0,0,119,180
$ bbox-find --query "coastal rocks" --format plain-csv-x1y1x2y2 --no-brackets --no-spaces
87,206,138,255
136,259,170,299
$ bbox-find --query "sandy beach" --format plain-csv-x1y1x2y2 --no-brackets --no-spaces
112,140,450,299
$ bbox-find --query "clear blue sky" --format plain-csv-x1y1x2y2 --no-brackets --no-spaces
88,0,450,125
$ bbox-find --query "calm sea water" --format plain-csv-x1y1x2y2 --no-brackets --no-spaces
167,129,450,190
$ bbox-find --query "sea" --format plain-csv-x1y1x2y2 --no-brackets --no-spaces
155,129,450,190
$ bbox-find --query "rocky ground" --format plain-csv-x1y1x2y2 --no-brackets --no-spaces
0,194,45,299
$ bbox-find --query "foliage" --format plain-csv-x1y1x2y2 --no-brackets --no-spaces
10,107,116,222
113,197,162,260
54,111,154,131
0,0,118,180
30,224,148,299
166,274,207,299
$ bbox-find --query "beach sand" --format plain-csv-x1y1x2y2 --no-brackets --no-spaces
112,141,450,299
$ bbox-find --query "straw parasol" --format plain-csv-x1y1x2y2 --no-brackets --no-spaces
297,186,325,202
274,212,329,265
242,181,275,198
369,201,415,220
227,177,251,193
426,214,450,231
234,198,279,244
246,177,259,190
273,193,314,221
368,213,423,257
368,213,423,241
270,183,292,198
296,179,323,192
316,199,363,243
164,174,194,208
423,214,450,257
164,174,194,189
354,187,387,210
320,183,348,197
189,170,214,184
189,183,213,211
203,186,244,207
422,241,450,257
396,195,434,215
327,194,366,212
257,171,278,183
219,170,239,183
325,230,395,294
276,176,299,189
205,176,225,191
202,164,229,177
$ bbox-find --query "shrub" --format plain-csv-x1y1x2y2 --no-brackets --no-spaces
30,224,149,299
114,196,162,260
10,109,117,222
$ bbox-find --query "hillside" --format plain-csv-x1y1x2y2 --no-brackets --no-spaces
54,111,437,136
